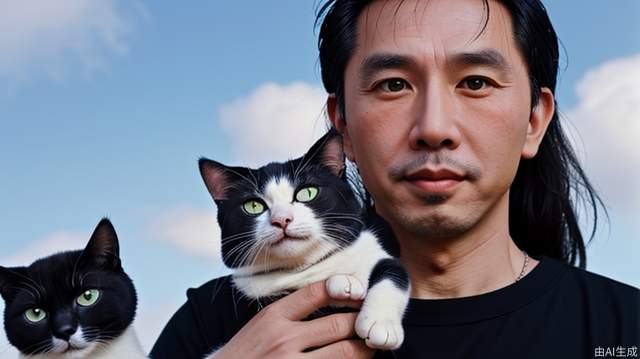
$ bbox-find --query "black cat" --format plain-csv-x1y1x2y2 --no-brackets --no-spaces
199,129,410,352
0,219,146,358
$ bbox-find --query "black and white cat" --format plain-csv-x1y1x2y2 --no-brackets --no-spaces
199,129,410,350
0,219,146,358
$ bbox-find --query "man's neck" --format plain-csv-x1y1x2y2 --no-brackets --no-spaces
396,195,538,299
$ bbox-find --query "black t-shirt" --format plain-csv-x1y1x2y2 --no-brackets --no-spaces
150,256,640,358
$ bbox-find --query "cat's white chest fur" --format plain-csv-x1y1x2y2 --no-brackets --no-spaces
232,230,389,298
231,229,410,350
18,327,147,359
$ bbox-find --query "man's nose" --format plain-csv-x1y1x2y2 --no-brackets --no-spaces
409,83,461,150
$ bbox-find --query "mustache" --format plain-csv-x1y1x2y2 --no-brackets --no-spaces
388,152,481,181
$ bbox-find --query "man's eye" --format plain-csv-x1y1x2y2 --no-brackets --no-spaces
376,78,410,92
461,77,492,91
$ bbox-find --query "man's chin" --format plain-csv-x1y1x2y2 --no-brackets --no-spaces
420,194,450,205
392,210,475,241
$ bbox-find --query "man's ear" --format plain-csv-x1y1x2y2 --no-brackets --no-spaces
522,87,555,159
327,94,356,162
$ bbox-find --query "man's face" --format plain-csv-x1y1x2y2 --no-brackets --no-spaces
331,0,553,241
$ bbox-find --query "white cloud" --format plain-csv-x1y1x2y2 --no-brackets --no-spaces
563,54,640,287
0,0,137,81
218,82,329,166
148,206,223,265
564,53,640,215
0,232,87,267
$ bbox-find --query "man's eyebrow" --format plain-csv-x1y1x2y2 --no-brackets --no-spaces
449,49,512,74
358,53,418,85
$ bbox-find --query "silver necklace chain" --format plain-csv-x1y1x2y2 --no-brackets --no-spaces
515,251,529,282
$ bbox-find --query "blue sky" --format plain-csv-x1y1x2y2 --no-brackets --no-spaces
1,0,639,354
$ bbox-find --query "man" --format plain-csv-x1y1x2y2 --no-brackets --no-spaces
151,1,639,358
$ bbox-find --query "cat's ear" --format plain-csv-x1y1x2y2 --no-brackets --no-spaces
79,218,121,270
305,129,345,177
0,266,29,301
199,158,250,201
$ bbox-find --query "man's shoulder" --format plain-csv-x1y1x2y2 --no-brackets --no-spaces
547,257,639,310
560,259,638,294
182,275,258,342
185,275,236,307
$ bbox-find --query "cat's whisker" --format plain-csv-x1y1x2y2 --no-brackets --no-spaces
221,237,257,253
247,169,261,193
21,338,51,352
325,220,361,232
325,235,355,249
324,228,361,241
321,214,364,222
82,329,102,335
245,239,269,269
260,239,273,270
21,337,54,355
229,241,262,268
221,229,259,242
323,225,360,239
223,167,261,195
221,234,257,245
320,213,365,224
325,225,360,237
225,239,257,257
83,328,105,338
14,271,47,296
3,284,40,301
318,235,345,252
225,240,261,264
322,231,354,248
6,276,43,300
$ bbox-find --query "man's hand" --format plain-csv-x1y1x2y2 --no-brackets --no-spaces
211,280,375,359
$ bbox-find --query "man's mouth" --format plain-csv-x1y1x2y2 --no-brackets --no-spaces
403,168,465,194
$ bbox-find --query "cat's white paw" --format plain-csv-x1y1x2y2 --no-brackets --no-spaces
325,274,366,300
355,312,404,350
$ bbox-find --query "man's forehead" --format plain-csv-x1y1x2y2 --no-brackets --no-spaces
355,0,517,63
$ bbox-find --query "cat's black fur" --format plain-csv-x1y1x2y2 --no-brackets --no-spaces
199,129,411,351
200,129,363,271
0,219,138,356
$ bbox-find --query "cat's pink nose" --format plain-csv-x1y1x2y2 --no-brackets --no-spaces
271,215,293,229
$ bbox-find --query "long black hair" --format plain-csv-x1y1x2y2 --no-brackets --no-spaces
315,0,606,269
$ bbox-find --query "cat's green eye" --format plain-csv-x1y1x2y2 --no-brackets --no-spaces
77,289,101,307
243,200,265,215
295,186,319,202
24,308,47,323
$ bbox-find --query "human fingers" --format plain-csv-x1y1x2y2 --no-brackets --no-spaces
273,280,361,321
298,312,358,349
305,339,375,359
